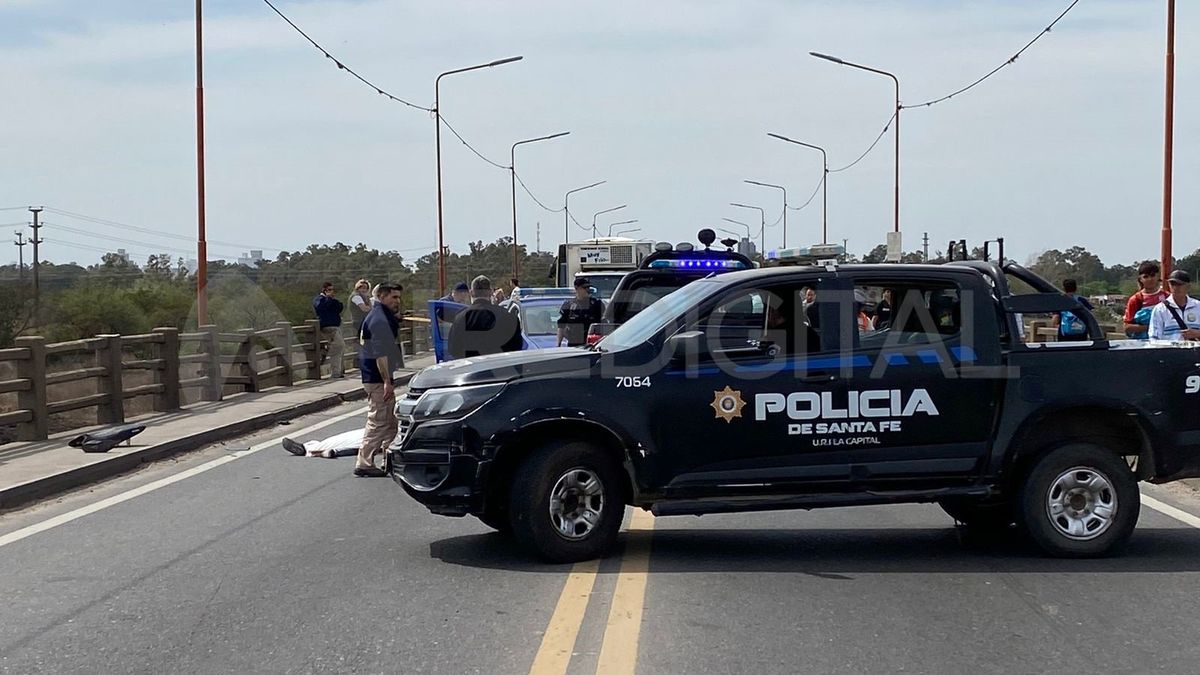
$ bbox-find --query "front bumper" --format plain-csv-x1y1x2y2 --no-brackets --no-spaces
388,417,490,517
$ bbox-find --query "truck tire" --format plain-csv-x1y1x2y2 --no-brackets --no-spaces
1017,443,1139,558
509,441,624,563
938,499,1014,530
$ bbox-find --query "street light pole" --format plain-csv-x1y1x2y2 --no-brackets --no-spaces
613,227,641,238
591,205,627,239
811,51,900,234
564,181,605,247
606,219,638,237
1161,0,1176,276
744,180,786,248
730,203,765,257
434,55,523,296
510,131,569,280
767,133,829,244
721,217,754,254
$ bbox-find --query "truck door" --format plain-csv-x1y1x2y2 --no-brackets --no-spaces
835,271,1004,486
646,275,855,494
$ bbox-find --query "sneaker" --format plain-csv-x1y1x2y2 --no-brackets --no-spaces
353,466,387,478
281,438,306,456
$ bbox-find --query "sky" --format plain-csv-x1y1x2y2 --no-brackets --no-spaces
0,0,1195,269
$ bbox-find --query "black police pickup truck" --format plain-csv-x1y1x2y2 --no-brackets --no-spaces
390,260,1200,562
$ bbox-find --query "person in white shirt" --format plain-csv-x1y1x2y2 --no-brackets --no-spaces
1148,269,1200,341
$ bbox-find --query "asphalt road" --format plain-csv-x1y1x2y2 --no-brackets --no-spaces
4,402,1200,674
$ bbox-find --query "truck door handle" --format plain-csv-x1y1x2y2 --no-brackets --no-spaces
798,372,836,384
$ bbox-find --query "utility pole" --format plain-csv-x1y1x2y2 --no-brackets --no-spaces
1161,0,1176,277
29,207,43,301
196,0,209,324
922,232,930,262
13,231,26,282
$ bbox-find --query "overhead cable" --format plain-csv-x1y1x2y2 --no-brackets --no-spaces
787,174,826,212
829,111,896,173
260,0,431,112
438,116,510,170
903,0,1081,109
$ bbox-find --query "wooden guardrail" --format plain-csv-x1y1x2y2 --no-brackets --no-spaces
1,313,433,442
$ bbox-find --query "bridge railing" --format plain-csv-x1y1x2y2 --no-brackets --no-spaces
1,315,432,442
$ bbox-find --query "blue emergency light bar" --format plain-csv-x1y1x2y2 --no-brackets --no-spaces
648,259,749,270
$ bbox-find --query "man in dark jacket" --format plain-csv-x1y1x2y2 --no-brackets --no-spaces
448,275,523,358
556,277,604,347
355,282,404,477
313,281,345,378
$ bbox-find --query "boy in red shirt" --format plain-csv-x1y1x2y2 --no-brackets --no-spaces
1124,261,1169,338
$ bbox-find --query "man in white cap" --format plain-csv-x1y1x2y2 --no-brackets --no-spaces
1149,269,1200,341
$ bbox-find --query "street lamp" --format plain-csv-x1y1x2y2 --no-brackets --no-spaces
744,180,787,248
591,205,627,239
511,131,569,280
730,202,765,256
720,218,753,243
613,227,641,237
434,55,523,296
606,219,638,236
564,181,605,248
810,51,900,235
767,133,829,244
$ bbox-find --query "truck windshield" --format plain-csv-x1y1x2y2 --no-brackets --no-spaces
586,274,625,300
601,278,720,351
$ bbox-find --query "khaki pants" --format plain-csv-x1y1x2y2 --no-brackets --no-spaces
321,326,344,377
357,383,398,469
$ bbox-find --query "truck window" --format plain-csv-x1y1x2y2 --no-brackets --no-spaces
851,281,964,349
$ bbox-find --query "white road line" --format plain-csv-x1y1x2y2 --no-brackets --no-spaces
0,405,368,550
1142,493,1200,529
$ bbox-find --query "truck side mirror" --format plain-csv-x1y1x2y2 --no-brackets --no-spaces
666,331,706,365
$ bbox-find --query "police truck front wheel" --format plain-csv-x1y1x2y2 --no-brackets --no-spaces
509,441,623,563
1017,443,1139,558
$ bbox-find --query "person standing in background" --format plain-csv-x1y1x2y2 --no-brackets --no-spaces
313,281,345,378
1124,261,1168,339
349,279,372,339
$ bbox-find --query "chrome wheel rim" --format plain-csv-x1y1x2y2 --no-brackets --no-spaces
549,467,605,541
1046,466,1117,541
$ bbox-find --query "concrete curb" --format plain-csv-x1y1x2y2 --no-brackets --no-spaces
0,372,414,511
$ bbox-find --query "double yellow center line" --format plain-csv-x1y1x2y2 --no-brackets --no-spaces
529,509,656,675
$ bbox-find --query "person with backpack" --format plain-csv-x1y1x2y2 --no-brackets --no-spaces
1124,261,1169,339
1053,278,1094,342
1148,270,1200,341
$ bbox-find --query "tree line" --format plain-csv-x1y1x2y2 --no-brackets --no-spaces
3,238,1198,348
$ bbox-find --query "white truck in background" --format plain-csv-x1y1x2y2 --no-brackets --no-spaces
552,237,655,298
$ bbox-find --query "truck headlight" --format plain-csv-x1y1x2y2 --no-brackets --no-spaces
412,383,505,419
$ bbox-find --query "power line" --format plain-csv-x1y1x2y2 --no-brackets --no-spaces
42,207,281,252
787,174,826,212
829,111,896,173
41,222,242,259
259,0,431,112
514,172,565,214
903,0,1081,109
438,116,510,170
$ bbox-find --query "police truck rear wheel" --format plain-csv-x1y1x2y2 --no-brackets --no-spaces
1017,443,1139,558
509,441,623,563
